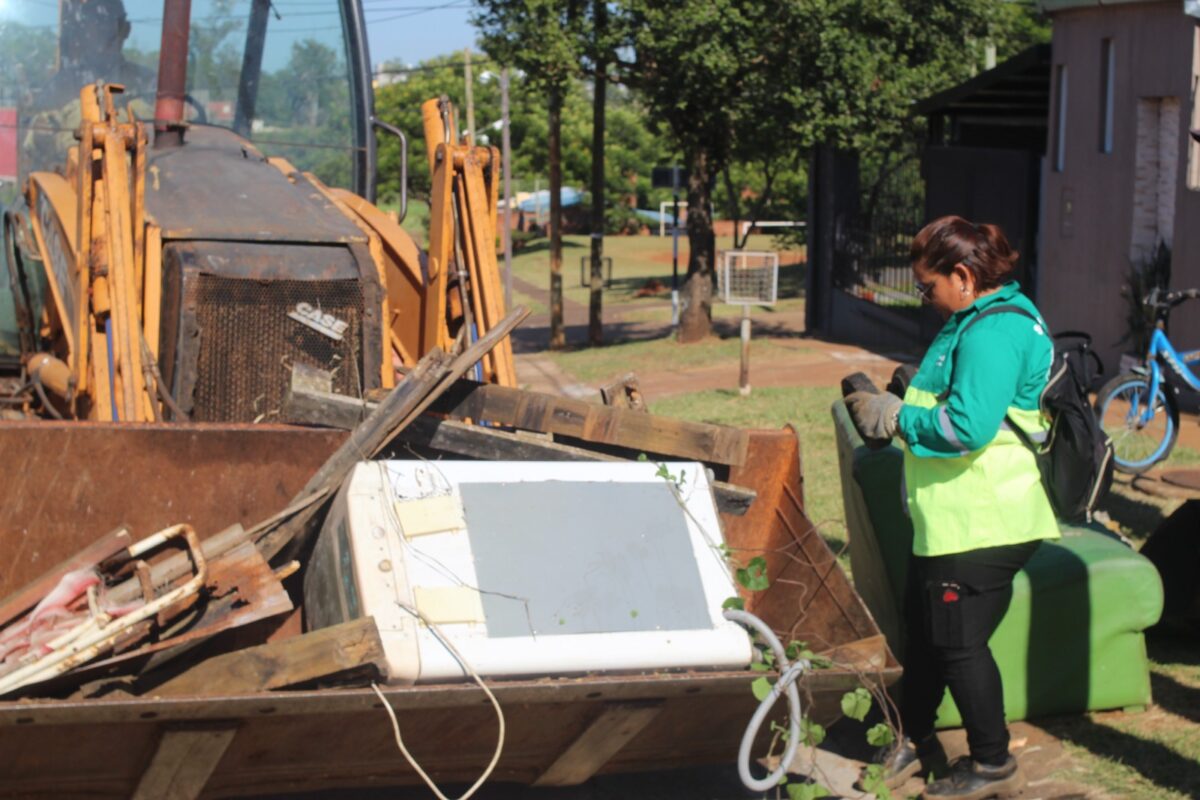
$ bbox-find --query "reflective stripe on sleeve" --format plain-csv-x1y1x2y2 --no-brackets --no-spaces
937,405,970,456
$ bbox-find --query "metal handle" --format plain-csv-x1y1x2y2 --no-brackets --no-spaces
371,117,408,223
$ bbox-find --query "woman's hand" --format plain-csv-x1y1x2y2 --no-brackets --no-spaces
845,391,902,446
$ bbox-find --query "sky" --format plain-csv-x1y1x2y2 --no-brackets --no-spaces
0,0,481,74
362,1,480,68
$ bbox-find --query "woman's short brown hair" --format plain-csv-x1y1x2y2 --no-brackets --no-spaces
910,216,1018,292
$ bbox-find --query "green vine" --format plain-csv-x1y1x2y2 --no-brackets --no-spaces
725,555,899,799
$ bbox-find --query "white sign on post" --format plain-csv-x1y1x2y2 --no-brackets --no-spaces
718,251,780,396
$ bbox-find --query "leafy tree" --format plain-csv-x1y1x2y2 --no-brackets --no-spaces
622,0,1048,341
620,0,784,342
475,0,584,349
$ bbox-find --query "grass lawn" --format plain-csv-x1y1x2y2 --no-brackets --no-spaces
1041,631,1200,799
648,385,847,559
546,335,801,386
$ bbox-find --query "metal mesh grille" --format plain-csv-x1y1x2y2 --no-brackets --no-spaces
719,251,779,305
188,276,364,422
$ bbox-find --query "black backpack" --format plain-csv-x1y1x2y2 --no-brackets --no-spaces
960,306,1115,523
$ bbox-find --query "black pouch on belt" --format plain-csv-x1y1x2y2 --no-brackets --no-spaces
926,580,974,649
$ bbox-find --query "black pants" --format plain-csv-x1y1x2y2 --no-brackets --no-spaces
899,540,1041,766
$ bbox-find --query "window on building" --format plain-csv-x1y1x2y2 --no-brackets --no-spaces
1054,64,1069,172
1188,29,1200,190
1100,39,1115,154
1132,97,1179,261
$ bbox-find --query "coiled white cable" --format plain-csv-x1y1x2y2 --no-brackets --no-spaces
723,608,808,792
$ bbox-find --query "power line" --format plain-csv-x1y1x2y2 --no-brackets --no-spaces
373,58,492,76
366,1,471,24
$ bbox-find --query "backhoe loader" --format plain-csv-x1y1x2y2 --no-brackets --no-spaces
1,0,513,423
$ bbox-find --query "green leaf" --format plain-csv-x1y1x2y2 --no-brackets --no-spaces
841,687,872,722
750,676,773,702
637,453,649,462
866,723,895,747
784,640,809,660
749,661,770,672
736,556,769,591
786,783,830,800
861,764,894,800
721,596,745,611
800,717,826,747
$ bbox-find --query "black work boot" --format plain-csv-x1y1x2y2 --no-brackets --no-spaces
921,755,1023,800
858,734,947,791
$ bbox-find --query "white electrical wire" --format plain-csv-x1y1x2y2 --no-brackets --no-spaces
722,608,808,792
371,600,506,800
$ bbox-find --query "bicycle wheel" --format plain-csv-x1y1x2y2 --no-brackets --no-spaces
1095,373,1179,474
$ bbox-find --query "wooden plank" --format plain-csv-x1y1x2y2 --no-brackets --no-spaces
434,380,748,466
280,388,756,515
154,617,385,697
361,378,748,466
532,703,663,787
131,724,238,800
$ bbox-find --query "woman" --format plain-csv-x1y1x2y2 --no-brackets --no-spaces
845,216,1059,800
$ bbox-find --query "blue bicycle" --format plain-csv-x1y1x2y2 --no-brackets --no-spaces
1094,288,1200,473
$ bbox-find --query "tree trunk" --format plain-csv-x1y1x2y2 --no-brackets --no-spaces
678,148,715,343
588,4,607,347
548,83,565,349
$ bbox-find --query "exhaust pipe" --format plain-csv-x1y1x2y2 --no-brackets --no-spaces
153,0,191,148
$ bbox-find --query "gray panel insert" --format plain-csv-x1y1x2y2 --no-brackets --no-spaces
460,481,714,638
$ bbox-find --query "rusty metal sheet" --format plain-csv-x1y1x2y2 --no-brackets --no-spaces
0,421,346,598
66,540,294,688
145,126,366,244
0,425,901,795
725,427,899,662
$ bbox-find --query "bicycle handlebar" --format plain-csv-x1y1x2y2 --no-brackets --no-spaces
1145,288,1200,308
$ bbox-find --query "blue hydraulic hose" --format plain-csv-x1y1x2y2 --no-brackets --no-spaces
105,317,119,421
471,322,483,382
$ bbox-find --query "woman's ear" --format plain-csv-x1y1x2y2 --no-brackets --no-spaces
953,263,974,295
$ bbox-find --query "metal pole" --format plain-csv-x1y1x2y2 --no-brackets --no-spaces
463,48,475,145
739,304,751,396
501,68,513,309
154,0,192,148
671,172,680,326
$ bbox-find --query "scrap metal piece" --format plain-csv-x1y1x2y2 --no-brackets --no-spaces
0,525,206,696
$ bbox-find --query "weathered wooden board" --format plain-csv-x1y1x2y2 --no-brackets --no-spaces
364,376,750,466
533,703,663,786
282,386,756,515
131,724,238,800
154,617,385,696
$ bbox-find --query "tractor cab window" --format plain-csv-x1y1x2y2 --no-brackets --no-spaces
1,0,358,193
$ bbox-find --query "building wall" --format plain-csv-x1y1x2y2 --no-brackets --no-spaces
1039,3,1200,371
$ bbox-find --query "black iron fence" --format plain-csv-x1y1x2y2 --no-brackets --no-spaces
832,158,925,308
